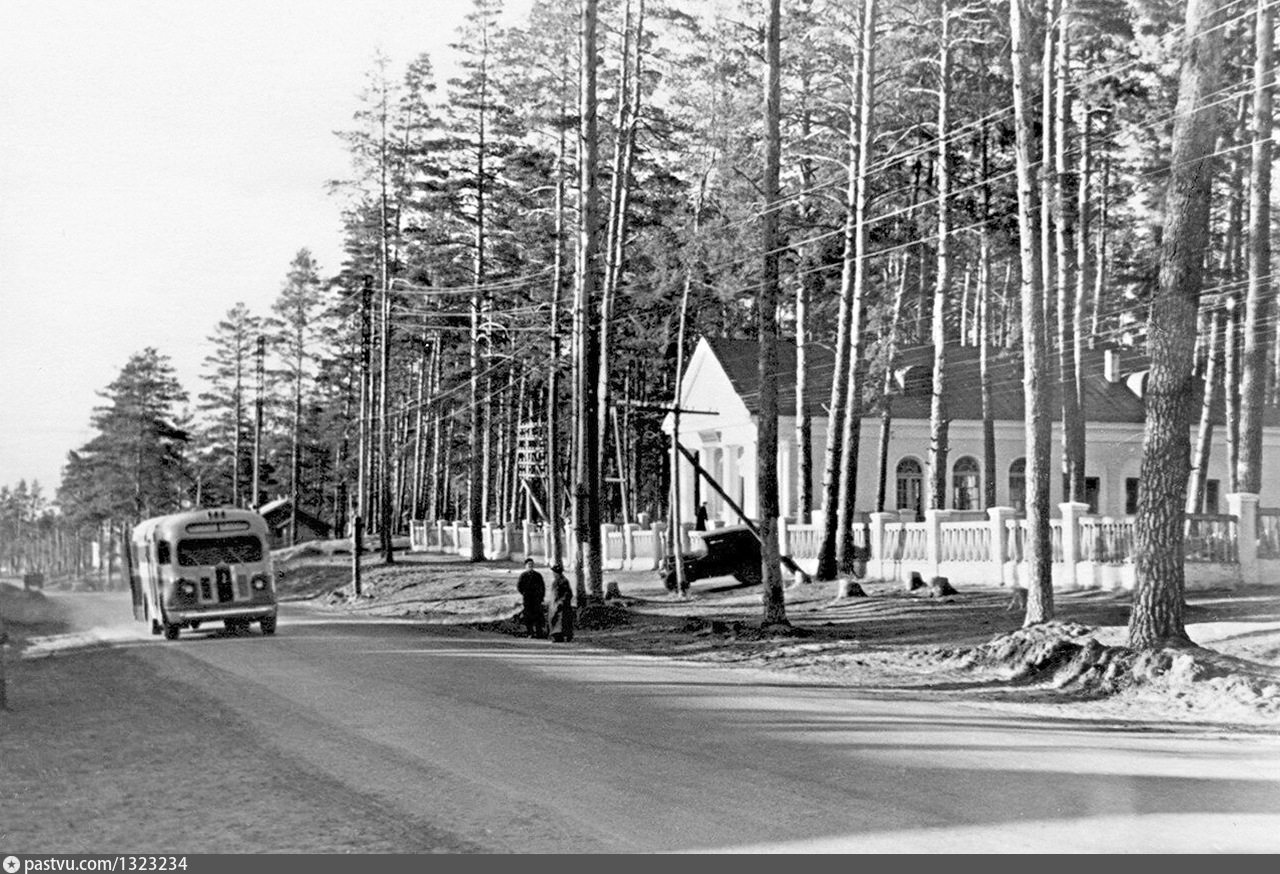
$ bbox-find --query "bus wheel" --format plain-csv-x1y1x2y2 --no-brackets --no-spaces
260,615,277,636
189,621,201,630
162,623,180,641
150,619,162,636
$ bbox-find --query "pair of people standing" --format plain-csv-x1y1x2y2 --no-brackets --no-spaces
516,558,575,642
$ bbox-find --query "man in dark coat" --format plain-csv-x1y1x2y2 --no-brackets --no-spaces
548,563,574,643
694,502,709,531
516,558,547,638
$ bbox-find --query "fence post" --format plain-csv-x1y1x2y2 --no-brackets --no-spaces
601,524,614,568
1226,492,1260,585
869,512,894,582
924,509,947,580
1058,502,1088,590
987,506,1013,587
623,523,637,570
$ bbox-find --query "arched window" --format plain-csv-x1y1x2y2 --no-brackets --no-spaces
952,456,980,510
1009,458,1026,513
896,458,923,519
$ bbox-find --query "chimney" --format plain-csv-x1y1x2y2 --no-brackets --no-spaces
1104,349,1122,384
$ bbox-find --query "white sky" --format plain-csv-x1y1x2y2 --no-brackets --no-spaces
0,0,531,498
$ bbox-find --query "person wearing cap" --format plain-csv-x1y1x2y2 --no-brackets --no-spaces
548,562,575,643
516,557,548,638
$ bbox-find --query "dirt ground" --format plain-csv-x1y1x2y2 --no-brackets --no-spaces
1,553,1277,852
277,546,1280,732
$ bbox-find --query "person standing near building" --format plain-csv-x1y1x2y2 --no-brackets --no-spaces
548,563,575,643
516,558,547,638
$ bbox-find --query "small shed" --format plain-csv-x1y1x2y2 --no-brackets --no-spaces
258,497,332,548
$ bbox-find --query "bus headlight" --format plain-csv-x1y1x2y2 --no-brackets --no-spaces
251,574,269,592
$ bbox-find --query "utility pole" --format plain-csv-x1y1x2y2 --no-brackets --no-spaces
252,334,265,511
356,277,373,560
576,0,604,602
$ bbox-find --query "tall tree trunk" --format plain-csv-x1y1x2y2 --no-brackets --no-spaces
597,0,645,517
548,97,568,568
1055,19,1086,505
876,253,908,512
759,0,786,626
427,351,442,522
670,174,707,597
1012,0,1054,624
1040,0,1059,337
290,342,302,547
378,86,395,564
468,56,489,561
1238,0,1273,494
816,0,868,580
252,334,265,512
979,127,996,511
1091,156,1109,344
835,0,879,572
1224,92,1248,492
355,281,372,550
1075,102,1092,395
928,0,952,512
794,87,818,525
1188,311,1224,513
233,349,243,508
1130,0,1223,650
576,0,605,602
794,260,813,524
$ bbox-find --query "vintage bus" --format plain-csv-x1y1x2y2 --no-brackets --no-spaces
126,508,278,640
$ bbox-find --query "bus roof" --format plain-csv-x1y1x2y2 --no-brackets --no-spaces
131,508,270,541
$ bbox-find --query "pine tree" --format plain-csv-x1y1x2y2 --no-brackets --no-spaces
267,249,328,546
1130,0,1225,650
60,349,190,525
197,302,263,508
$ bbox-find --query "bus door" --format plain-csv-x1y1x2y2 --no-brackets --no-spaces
125,537,145,621
146,538,168,612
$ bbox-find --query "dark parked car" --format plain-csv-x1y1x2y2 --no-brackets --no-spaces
661,525,761,591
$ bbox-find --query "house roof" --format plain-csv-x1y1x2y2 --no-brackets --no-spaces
700,335,1280,426
258,497,332,533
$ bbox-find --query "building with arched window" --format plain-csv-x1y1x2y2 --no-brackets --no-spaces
951,456,980,510
663,336,1280,525
896,458,923,519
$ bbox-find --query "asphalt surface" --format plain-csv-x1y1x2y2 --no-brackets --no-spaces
35,591,1280,852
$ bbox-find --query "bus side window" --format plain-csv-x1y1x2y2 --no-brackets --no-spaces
156,540,171,565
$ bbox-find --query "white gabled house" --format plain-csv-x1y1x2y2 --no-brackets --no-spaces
663,336,1280,527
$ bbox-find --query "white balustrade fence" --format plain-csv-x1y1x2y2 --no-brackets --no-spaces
406,492,1270,592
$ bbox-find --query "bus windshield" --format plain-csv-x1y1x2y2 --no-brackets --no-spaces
176,535,265,567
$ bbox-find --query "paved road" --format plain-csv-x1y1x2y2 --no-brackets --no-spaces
43,591,1280,852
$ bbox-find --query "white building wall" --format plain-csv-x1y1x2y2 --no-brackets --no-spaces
672,412,1280,523
665,338,1280,523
